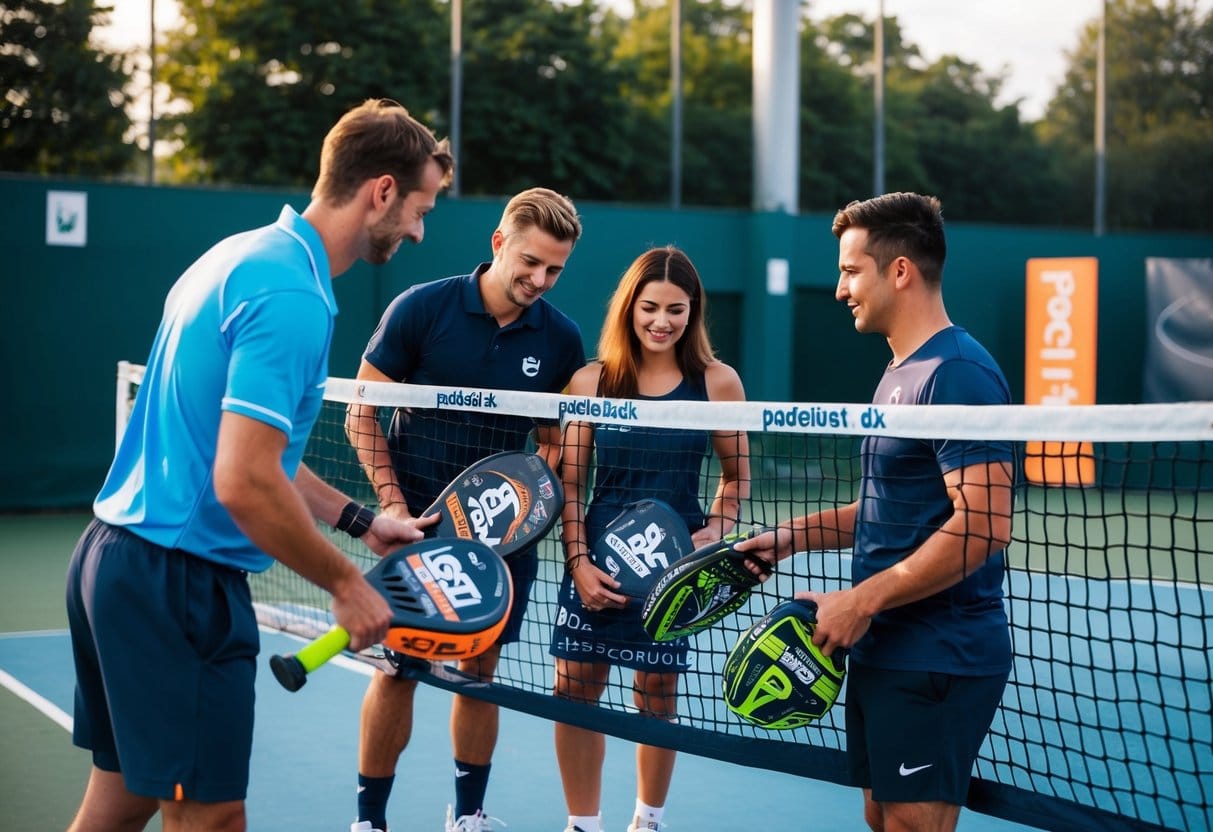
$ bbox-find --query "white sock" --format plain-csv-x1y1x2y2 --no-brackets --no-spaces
633,800,664,829
568,813,601,832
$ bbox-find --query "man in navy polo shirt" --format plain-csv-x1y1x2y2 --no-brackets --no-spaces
64,99,451,832
345,187,585,832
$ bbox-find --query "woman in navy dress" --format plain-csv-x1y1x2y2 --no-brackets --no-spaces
550,246,750,832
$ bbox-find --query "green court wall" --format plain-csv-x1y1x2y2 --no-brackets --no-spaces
2,176,1209,509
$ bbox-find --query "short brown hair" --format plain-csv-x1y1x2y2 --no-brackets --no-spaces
832,192,946,284
313,99,453,206
499,187,582,244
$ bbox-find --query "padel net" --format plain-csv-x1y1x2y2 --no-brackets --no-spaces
116,361,1212,832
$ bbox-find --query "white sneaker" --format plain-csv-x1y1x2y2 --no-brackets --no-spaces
350,821,385,832
445,804,507,831
625,822,665,832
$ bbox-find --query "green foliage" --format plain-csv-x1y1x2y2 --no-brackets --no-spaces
159,0,447,185
1040,0,1213,231
0,0,135,175
455,0,636,200
609,0,753,205
800,12,1065,223
140,0,1207,231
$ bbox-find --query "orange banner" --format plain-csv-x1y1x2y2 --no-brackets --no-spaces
1024,258,1098,486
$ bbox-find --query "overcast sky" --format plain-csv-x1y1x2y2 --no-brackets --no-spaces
96,0,1212,121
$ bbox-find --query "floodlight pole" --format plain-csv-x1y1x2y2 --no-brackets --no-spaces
148,0,156,184
450,0,463,196
671,0,683,209
873,0,885,197
1094,0,1106,236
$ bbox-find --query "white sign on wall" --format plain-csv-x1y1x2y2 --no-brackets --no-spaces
766,257,789,296
46,190,88,247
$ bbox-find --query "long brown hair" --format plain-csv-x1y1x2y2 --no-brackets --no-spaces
597,246,715,398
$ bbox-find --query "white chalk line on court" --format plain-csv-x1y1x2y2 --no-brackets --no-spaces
0,628,70,639
0,666,73,732
0,628,370,740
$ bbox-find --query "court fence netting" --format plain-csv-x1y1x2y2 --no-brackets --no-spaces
116,361,1212,832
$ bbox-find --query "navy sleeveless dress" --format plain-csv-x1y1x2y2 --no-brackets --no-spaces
549,374,710,672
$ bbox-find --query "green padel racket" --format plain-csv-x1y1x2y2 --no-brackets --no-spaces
722,598,847,730
640,527,773,642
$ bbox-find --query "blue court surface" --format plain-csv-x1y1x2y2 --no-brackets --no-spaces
0,629,1045,831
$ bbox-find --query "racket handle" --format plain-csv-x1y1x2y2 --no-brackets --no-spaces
269,627,351,692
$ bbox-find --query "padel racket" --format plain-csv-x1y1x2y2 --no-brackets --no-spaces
641,527,773,642
588,499,694,603
425,451,562,557
270,537,511,691
722,598,847,730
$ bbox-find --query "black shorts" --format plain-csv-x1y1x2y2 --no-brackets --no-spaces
845,663,1008,805
65,519,259,802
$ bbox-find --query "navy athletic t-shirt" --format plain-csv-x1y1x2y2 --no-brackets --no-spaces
586,373,711,534
363,266,584,510
851,326,1014,676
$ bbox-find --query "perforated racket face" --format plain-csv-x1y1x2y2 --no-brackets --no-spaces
427,452,563,557
590,499,694,600
367,538,513,659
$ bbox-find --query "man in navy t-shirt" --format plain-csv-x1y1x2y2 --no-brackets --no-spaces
345,188,585,832
738,192,1014,832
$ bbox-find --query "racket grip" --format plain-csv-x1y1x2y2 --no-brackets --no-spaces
269,627,351,692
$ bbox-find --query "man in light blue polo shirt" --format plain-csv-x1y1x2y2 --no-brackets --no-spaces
65,99,452,832
344,188,585,832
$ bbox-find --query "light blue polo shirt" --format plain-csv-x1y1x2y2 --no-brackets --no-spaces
95,206,336,572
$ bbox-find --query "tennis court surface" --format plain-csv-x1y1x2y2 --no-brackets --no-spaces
1,512,1037,831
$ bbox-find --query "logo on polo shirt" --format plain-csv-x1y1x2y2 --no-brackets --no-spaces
522,356,541,377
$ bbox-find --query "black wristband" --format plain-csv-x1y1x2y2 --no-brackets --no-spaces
336,501,375,539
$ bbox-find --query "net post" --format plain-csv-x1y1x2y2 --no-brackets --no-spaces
115,360,131,451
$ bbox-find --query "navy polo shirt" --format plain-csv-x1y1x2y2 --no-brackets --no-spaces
364,265,584,509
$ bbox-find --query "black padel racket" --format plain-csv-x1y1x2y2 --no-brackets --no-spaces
589,498,694,603
270,537,511,691
425,451,562,557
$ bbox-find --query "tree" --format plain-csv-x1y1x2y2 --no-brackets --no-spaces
610,0,753,206
802,11,1064,223
159,0,447,185
0,0,135,175
454,0,636,200
1040,0,1213,230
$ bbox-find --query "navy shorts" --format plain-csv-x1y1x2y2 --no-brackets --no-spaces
65,519,260,802
548,509,694,673
547,569,692,673
496,543,538,645
845,662,1008,805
